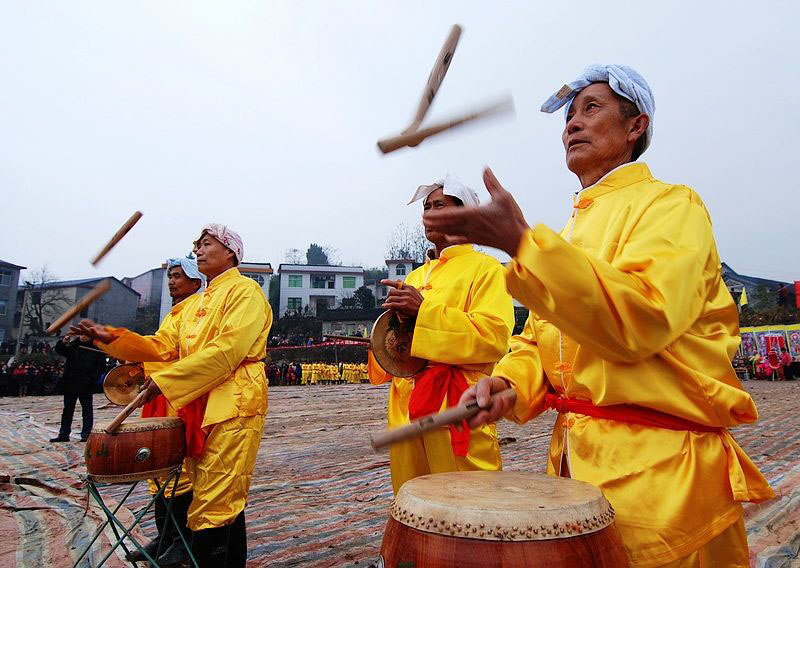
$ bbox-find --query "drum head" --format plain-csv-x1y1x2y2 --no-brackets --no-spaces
103,364,145,405
391,472,615,541
370,311,428,378
91,416,184,435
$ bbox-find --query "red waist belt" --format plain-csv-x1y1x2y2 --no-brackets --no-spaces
409,363,471,456
544,393,723,434
142,393,209,459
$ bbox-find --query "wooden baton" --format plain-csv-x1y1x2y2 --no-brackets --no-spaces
370,388,516,451
323,334,370,343
91,210,143,266
46,280,110,334
105,389,149,435
377,97,514,154
403,24,462,134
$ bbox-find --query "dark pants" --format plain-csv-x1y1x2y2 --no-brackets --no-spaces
154,491,193,552
59,391,93,439
191,511,247,568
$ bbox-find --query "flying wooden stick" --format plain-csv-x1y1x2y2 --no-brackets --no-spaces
46,280,110,334
403,24,462,134
370,388,516,451
91,211,142,266
377,97,514,154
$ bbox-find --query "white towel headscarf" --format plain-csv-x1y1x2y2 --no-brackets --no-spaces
167,256,206,291
408,173,480,208
540,64,655,153
194,223,244,265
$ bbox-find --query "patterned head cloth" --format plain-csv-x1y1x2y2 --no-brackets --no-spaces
167,256,206,291
408,173,480,208
194,223,244,265
541,64,655,153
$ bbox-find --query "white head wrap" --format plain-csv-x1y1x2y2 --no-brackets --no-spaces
408,173,480,208
194,223,244,265
540,64,655,153
167,256,206,291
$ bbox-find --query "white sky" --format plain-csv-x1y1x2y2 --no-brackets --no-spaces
1,0,797,283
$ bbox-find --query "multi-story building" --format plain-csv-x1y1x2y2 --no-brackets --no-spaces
278,264,364,317
157,261,273,322
0,259,26,345
14,277,140,341
123,267,165,311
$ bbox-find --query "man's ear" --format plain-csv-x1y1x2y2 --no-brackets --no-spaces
630,113,649,139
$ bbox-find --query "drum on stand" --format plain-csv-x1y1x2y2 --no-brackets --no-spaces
85,417,186,484
379,471,628,567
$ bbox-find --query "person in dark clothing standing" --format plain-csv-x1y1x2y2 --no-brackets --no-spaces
50,335,106,442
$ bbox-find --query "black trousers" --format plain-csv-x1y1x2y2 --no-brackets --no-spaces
191,511,247,568
155,491,193,551
59,392,93,438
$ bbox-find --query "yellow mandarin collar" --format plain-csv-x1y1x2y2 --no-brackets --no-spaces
169,292,201,316
425,244,474,263
576,162,652,205
205,267,241,292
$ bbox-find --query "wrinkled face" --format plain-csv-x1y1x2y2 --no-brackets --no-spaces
167,265,201,301
562,82,643,178
423,187,461,246
193,233,235,277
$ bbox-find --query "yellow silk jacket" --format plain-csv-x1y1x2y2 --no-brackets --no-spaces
494,162,774,566
99,268,272,429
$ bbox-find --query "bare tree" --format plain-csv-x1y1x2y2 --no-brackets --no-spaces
284,248,304,264
21,266,71,338
386,222,429,263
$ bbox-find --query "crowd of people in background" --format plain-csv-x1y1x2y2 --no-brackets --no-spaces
266,362,368,386
734,350,799,381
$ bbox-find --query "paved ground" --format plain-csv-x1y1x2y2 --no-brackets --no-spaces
1,380,798,567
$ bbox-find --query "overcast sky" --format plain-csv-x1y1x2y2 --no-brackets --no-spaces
2,0,797,284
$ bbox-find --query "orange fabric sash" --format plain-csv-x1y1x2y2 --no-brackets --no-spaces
408,364,471,456
544,393,723,434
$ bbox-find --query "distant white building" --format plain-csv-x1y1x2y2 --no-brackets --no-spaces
158,261,273,322
277,264,364,317
366,258,416,303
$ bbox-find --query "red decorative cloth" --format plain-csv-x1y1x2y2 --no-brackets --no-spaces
141,394,169,418
408,363,471,456
178,394,209,459
544,393,723,434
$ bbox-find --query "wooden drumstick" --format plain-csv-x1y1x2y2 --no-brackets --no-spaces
403,24,462,134
105,389,149,435
46,280,110,334
91,211,143,266
370,388,516,451
378,97,514,154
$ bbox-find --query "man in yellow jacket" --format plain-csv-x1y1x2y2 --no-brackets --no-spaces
422,65,774,567
72,224,272,567
126,256,205,567
370,175,515,494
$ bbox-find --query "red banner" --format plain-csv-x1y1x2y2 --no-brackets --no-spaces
796,281,800,308
267,340,368,351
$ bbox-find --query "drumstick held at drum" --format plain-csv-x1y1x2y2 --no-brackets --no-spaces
91,210,143,266
46,280,111,334
403,24,462,134
105,389,149,435
377,97,515,154
370,388,516,451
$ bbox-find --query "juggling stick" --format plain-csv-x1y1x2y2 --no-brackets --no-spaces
91,211,143,266
46,280,110,334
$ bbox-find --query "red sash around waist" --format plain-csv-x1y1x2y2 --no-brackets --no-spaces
142,393,209,459
408,364,471,457
544,393,724,434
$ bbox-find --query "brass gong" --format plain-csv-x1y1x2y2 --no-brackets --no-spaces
370,310,428,378
103,363,145,405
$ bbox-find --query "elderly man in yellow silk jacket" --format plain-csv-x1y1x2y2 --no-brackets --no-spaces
72,224,271,568
422,65,774,567
369,175,515,494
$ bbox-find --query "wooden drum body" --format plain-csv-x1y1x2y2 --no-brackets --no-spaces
379,472,628,567
85,417,186,484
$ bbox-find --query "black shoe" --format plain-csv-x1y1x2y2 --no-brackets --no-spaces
126,537,162,562
49,435,70,443
157,540,190,567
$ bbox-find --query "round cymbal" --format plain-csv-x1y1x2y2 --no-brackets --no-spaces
370,310,428,378
103,363,145,405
